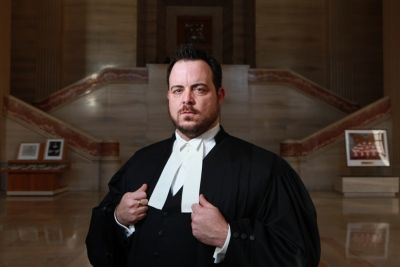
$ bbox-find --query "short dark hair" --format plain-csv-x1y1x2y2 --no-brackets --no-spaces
167,44,222,90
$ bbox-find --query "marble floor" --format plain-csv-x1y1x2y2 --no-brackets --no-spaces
0,191,399,267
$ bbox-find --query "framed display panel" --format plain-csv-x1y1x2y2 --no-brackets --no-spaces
345,130,390,167
17,143,40,160
44,139,65,160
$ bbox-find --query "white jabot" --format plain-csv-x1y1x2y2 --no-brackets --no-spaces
148,124,220,213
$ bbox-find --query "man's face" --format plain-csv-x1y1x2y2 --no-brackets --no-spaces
167,60,225,140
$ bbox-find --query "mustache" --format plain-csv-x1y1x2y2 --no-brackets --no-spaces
179,105,198,114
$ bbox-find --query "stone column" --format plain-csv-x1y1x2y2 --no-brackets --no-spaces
383,0,400,176
0,0,11,190
0,0,11,158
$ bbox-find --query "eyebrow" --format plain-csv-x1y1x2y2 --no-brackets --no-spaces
169,82,208,89
169,85,183,90
191,82,208,87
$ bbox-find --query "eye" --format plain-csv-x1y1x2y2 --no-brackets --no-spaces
171,87,183,95
193,85,208,95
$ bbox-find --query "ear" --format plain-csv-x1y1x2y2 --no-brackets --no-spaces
217,87,225,103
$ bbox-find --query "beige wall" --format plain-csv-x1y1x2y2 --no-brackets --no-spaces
255,0,383,106
49,65,346,166
288,118,393,190
383,0,400,177
63,0,138,86
10,0,63,102
11,0,138,102
5,118,120,191
328,0,383,106
0,0,11,163
10,0,383,107
255,0,329,86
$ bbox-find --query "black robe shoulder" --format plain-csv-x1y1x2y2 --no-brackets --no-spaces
86,129,320,267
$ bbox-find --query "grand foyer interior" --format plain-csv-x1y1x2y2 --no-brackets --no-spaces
1,0,400,267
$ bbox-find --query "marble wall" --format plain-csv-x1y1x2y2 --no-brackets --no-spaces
4,118,120,191
47,65,347,191
287,118,393,190
4,0,390,191
63,0,138,86
383,0,400,183
10,0,63,102
328,0,383,106
1,0,11,170
3,64,393,191
10,0,382,108
11,0,138,103
255,0,383,105
255,0,328,86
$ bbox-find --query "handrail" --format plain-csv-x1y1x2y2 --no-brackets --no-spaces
36,67,148,112
36,67,359,114
280,97,391,157
5,95,119,159
248,69,359,113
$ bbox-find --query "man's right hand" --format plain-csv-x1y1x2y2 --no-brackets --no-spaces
115,184,148,226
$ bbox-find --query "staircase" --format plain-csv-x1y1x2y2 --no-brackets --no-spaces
4,66,389,191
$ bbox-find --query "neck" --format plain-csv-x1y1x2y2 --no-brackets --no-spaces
176,122,220,141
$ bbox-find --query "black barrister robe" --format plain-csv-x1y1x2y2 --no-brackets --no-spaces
86,129,320,267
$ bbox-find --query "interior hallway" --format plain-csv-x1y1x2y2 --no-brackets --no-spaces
0,191,399,267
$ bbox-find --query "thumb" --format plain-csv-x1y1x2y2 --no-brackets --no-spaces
199,194,213,207
138,183,148,192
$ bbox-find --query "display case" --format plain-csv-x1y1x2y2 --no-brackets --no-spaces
6,160,69,196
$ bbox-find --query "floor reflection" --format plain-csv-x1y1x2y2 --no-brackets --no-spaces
314,192,400,267
0,192,104,267
346,222,389,260
17,226,39,242
0,191,399,267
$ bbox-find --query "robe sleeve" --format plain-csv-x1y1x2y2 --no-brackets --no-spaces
223,159,320,267
85,160,133,267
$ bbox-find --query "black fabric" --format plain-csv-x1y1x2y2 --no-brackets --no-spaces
131,189,199,267
86,129,320,267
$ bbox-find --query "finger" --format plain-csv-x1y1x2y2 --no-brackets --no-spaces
132,198,148,208
129,205,148,215
139,198,148,206
127,184,147,197
136,212,147,221
127,197,140,207
199,194,213,208
134,198,148,207
191,203,200,213
130,191,147,201
137,184,148,192
136,206,148,214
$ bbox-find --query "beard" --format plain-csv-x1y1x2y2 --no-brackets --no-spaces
169,105,220,139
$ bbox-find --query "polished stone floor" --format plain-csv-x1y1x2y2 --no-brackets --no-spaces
0,191,399,267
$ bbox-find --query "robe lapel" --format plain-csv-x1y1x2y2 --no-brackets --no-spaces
199,129,239,213
145,137,175,197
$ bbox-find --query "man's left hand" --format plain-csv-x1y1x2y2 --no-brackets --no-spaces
191,194,228,247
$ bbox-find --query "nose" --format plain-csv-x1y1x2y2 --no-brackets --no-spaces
182,88,194,105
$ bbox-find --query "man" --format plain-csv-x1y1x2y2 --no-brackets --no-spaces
86,45,320,267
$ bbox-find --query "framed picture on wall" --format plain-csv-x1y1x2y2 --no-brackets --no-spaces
17,143,40,160
345,129,390,166
44,139,65,160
